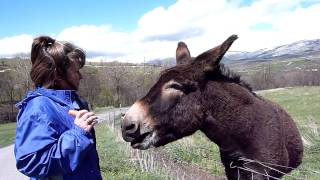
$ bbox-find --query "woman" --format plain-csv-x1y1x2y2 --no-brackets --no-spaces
14,36,102,180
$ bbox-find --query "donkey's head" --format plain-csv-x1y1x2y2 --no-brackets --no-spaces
121,35,238,149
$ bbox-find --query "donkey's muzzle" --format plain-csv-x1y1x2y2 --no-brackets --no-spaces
121,118,140,142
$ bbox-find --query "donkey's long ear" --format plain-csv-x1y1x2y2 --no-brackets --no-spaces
194,34,238,71
176,42,191,65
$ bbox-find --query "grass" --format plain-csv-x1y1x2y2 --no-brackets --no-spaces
95,121,168,179
0,122,16,148
258,86,320,125
162,132,225,176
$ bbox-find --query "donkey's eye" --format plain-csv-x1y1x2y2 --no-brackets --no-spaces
162,81,185,100
166,82,184,91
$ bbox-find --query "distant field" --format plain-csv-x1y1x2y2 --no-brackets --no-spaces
258,86,320,125
229,58,320,76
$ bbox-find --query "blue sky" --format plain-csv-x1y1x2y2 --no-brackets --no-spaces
0,0,319,62
0,0,175,38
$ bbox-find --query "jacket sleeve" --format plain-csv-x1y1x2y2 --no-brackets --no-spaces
14,101,94,178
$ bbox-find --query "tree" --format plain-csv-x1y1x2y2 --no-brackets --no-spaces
107,66,129,107
78,67,101,109
0,70,19,122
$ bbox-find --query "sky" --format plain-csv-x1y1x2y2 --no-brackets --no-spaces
0,0,319,63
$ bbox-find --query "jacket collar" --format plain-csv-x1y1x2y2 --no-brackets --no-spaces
36,87,78,106
16,87,79,109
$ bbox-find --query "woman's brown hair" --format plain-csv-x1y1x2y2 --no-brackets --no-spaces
30,36,85,88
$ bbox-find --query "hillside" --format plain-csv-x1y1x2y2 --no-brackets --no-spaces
225,39,320,63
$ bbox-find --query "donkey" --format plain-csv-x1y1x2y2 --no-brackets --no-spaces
121,35,303,179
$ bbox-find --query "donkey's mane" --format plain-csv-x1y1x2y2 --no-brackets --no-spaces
216,64,253,93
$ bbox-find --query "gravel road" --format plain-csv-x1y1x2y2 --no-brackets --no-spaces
0,144,28,180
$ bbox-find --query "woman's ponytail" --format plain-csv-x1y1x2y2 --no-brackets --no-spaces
30,36,57,87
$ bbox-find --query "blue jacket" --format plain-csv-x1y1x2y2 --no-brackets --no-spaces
14,87,102,180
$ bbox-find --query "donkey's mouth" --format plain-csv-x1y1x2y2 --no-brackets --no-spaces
130,132,153,150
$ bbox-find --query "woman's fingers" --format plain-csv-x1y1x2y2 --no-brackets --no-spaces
68,109,88,117
79,112,95,122
86,116,98,125
71,110,98,132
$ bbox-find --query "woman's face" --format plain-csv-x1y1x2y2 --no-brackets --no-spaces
61,59,82,90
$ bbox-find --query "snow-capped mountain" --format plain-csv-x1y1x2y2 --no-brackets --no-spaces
147,38,320,65
224,39,320,62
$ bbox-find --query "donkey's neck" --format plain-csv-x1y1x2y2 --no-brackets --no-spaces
200,81,256,150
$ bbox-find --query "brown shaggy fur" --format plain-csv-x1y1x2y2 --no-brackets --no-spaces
122,35,303,180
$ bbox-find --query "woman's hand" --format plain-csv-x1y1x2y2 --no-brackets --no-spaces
70,110,98,132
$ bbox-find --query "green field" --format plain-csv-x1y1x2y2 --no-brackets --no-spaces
258,86,320,126
0,122,16,148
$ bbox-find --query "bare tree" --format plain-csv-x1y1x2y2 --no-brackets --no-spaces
107,66,129,107
15,59,32,99
0,70,19,122
78,68,101,109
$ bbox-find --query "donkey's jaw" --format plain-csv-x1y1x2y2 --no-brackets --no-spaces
122,100,156,146
131,131,157,150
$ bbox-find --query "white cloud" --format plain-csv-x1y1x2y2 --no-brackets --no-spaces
56,25,131,55
0,0,319,63
0,34,33,57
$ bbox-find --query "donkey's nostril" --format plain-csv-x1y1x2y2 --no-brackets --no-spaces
126,124,136,131
122,121,140,142
124,122,139,135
